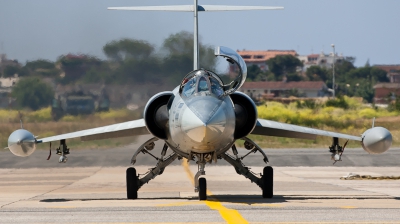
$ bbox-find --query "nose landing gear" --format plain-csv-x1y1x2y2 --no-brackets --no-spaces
194,154,208,200
198,177,207,200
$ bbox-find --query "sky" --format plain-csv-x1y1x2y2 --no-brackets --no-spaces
0,0,399,71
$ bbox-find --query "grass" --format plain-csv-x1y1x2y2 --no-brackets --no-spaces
1,108,141,151
251,97,400,148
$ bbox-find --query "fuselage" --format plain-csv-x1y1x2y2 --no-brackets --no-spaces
166,72,236,155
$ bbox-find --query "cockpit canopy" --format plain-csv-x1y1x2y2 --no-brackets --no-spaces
179,70,224,99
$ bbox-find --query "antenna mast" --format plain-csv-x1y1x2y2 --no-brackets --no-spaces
108,3,283,71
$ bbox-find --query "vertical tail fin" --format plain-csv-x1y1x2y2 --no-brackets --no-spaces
108,2,284,70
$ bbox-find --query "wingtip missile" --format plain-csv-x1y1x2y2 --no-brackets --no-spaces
8,129,37,157
361,127,392,154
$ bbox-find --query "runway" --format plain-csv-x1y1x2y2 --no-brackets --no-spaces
0,141,400,223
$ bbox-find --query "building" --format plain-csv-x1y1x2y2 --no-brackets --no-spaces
233,49,354,75
233,50,297,72
0,76,20,108
374,65,400,83
373,83,400,104
240,81,329,99
298,51,350,71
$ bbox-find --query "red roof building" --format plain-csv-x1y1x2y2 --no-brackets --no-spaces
233,50,297,72
374,65,400,83
373,83,400,104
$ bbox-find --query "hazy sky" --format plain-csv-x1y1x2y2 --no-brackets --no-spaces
0,0,399,70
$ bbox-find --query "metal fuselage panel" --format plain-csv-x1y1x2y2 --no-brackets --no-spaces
166,93,235,155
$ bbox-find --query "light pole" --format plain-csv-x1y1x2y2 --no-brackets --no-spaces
331,44,335,98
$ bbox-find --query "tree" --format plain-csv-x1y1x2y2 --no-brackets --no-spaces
24,59,59,77
3,65,24,77
335,59,356,79
25,59,55,70
354,80,374,103
266,55,303,80
306,66,329,81
286,73,304,82
102,38,168,85
247,65,266,81
162,31,216,71
103,39,154,62
160,31,217,84
345,67,380,82
57,54,102,84
370,67,389,82
12,77,54,110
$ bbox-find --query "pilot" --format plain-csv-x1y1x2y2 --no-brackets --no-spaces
183,78,196,97
194,70,208,77
210,78,224,97
198,77,209,92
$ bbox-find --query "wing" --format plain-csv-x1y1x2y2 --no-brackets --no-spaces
37,119,149,143
252,118,362,141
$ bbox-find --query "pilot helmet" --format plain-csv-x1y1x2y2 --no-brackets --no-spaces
194,70,208,77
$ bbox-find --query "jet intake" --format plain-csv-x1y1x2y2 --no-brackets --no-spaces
230,92,257,139
144,92,173,140
8,129,37,157
361,127,392,154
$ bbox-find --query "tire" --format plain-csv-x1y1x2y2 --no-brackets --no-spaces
126,167,138,199
198,177,207,200
262,166,273,198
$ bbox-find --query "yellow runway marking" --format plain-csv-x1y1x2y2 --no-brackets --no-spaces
340,206,357,209
182,158,249,224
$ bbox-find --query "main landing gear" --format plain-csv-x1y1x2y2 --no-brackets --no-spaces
126,137,179,199
330,137,349,165
126,167,138,199
221,137,274,198
51,139,69,163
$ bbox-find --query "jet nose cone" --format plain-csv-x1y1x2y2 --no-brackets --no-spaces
362,127,392,154
181,103,226,143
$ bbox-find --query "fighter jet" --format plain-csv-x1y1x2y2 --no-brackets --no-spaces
7,1,392,201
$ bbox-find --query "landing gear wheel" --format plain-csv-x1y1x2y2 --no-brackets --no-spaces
262,166,273,198
126,167,138,199
198,177,207,200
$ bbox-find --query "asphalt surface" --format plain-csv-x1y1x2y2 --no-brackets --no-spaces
0,165,399,223
0,135,399,223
